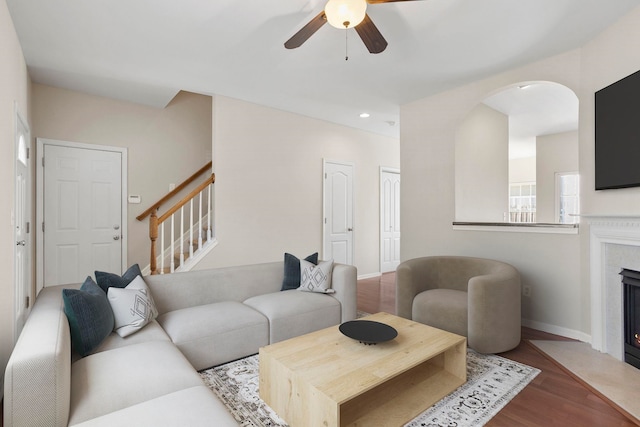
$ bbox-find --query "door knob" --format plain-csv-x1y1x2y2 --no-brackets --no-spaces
113,235,120,241
113,225,120,230
348,228,353,231
16,240,26,246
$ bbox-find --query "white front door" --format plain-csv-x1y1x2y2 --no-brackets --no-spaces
323,161,354,265
14,108,31,339
40,142,125,287
380,169,400,273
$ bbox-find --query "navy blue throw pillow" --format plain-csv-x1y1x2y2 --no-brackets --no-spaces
63,276,115,357
95,264,142,293
281,252,318,291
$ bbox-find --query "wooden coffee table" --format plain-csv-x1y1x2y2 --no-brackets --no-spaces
259,312,466,427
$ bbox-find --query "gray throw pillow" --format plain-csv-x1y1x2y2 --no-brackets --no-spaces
281,252,318,291
95,263,142,293
62,276,115,357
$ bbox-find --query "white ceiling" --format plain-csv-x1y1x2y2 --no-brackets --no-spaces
7,0,640,137
483,82,579,159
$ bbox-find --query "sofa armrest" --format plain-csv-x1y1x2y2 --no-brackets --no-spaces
395,257,439,319
467,271,521,353
4,286,72,427
330,263,357,322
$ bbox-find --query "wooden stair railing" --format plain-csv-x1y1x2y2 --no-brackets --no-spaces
137,161,215,275
148,173,215,274
137,161,212,221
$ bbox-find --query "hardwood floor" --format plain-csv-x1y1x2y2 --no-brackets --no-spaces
357,271,397,315
357,272,639,427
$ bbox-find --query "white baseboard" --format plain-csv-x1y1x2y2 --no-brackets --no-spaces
522,318,591,343
357,272,382,280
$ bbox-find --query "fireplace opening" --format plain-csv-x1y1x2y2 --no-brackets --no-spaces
621,268,640,369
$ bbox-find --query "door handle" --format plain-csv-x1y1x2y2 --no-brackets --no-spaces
113,235,120,241
348,228,353,231
16,240,26,246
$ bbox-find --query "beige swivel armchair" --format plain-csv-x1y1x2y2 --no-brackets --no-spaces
396,256,521,353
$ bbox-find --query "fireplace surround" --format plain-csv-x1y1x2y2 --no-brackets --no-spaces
589,216,640,361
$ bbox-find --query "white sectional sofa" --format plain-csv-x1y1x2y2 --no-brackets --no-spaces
4,260,357,427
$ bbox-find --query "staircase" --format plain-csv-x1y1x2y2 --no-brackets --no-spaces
137,162,216,274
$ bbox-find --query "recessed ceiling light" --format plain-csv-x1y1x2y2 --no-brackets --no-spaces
359,113,370,118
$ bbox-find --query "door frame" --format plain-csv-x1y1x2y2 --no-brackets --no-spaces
36,138,128,293
14,103,31,341
322,159,355,264
380,167,400,273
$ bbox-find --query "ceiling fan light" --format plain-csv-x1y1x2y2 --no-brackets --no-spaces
324,0,367,29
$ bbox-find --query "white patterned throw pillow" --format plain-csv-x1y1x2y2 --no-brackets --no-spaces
299,259,335,294
107,275,159,337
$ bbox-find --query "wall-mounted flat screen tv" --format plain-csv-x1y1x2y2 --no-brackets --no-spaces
595,69,640,190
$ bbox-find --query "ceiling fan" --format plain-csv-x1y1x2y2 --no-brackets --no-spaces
285,0,423,54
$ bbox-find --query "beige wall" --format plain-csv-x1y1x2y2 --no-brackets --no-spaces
509,157,536,183
580,6,640,215
0,0,31,398
401,49,584,339
455,103,509,222
32,85,212,269
536,131,579,223
195,96,400,277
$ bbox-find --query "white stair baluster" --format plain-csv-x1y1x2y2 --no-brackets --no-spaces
189,198,194,259
207,183,212,241
170,214,175,273
198,190,203,250
180,206,185,267
160,222,165,274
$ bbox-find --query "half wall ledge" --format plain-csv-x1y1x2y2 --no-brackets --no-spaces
452,222,579,234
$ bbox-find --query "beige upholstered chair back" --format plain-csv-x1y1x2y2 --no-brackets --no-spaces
396,256,521,353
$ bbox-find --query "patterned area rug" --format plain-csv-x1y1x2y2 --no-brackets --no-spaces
200,349,540,427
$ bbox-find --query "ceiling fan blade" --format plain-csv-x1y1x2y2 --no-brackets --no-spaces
284,11,327,49
355,14,388,54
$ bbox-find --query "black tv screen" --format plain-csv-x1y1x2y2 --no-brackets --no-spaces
595,69,640,190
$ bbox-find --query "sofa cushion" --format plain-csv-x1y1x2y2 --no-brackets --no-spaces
95,263,142,293
281,252,318,290
68,386,238,427
157,301,268,370
107,275,159,337
145,262,285,314
63,276,115,357
244,290,341,343
69,341,204,425
92,320,171,354
412,289,468,337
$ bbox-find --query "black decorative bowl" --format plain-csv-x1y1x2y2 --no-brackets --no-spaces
339,320,398,345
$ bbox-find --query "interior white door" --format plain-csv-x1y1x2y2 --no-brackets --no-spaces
43,144,123,286
323,161,354,265
14,109,31,339
380,169,400,273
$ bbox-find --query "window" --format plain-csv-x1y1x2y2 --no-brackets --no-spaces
557,173,579,224
18,135,27,166
509,182,536,223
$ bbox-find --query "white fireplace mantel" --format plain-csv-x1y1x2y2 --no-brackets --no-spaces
588,215,640,360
